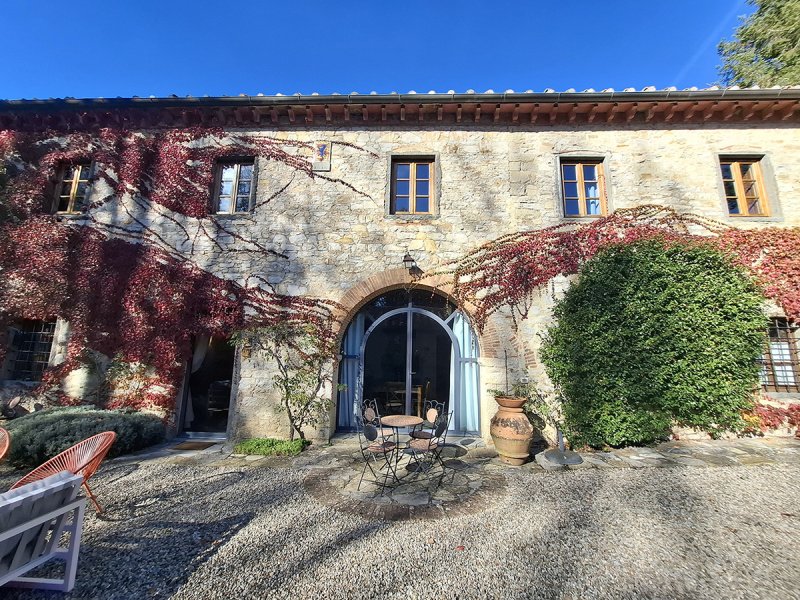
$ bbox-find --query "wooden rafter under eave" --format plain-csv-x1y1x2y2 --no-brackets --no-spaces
2,96,800,130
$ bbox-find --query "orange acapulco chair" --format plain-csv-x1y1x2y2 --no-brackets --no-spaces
0,428,9,461
10,431,117,513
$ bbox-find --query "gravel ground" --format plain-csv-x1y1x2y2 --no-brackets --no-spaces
1,457,798,600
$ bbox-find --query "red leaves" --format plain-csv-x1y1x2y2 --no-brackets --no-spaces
746,402,800,431
0,127,338,415
717,228,800,322
0,127,316,220
0,217,70,319
446,205,800,330
146,129,313,218
786,404,800,428
0,221,337,413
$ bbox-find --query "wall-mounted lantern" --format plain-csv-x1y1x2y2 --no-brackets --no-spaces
402,252,416,272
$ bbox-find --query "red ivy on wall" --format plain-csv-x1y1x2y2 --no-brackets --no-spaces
0,127,361,220
3,124,800,418
743,402,800,437
0,216,338,411
0,128,349,414
444,205,800,330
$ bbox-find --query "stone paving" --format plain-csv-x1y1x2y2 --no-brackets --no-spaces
131,434,800,521
540,436,800,470
303,444,507,520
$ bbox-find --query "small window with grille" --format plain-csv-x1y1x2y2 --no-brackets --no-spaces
760,318,800,392
6,320,57,382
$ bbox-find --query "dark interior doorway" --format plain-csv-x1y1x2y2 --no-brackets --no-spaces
185,336,234,433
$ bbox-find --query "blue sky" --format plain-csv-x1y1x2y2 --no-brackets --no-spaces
1,0,752,100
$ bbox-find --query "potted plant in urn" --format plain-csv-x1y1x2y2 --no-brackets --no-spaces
488,374,536,466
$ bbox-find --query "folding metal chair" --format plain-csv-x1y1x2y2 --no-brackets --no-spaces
361,399,394,439
406,411,452,480
355,415,399,494
410,400,445,440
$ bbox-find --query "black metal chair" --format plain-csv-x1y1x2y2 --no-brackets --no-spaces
405,410,452,480
361,399,394,439
410,400,445,440
355,414,399,494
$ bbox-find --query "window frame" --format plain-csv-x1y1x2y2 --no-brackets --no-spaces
53,162,92,214
390,158,435,216
761,318,800,393
719,156,770,218
212,158,256,215
559,158,608,218
4,320,57,383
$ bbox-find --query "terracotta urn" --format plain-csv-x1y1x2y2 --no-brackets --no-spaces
490,396,534,466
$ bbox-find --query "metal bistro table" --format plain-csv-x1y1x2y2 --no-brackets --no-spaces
380,414,423,466
380,414,423,429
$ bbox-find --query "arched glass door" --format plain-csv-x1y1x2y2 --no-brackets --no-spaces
337,289,480,434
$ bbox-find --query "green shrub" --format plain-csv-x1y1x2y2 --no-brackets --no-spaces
234,437,310,456
5,406,165,468
541,240,768,447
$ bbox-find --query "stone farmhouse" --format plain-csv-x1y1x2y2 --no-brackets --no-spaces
1,87,799,443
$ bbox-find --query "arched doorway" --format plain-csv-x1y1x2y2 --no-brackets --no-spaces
337,289,480,434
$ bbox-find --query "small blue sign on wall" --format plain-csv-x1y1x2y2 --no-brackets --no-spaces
312,141,331,172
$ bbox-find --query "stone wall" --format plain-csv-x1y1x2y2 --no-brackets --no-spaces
24,120,800,441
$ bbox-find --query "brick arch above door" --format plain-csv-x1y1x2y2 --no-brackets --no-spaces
333,268,508,359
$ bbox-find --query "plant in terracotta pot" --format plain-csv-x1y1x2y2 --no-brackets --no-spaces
488,377,536,466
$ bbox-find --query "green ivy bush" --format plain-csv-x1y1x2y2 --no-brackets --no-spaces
541,240,768,447
233,437,310,456
4,406,165,468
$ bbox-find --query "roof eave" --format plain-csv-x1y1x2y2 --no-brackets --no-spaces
3,88,800,111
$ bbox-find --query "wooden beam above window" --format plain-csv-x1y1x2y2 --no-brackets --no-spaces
624,103,639,123
606,103,620,123
664,102,679,122
530,103,540,123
